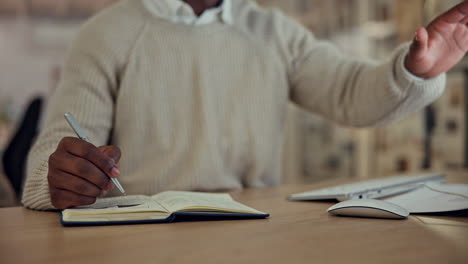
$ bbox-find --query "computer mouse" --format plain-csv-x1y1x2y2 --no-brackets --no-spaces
327,199,409,219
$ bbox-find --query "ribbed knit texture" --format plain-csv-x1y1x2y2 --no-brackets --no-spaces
22,0,446,210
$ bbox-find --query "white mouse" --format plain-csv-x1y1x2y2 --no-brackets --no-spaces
327,199,409,219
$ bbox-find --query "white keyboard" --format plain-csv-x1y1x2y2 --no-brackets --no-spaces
289,173,445,201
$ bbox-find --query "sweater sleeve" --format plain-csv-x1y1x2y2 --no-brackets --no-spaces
22,3,145,210
286,20,446,127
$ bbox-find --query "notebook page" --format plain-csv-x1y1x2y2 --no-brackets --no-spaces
78,195,153,209
66,195,170,214
152,191,265,214
62,196,171,222
64,202,169,218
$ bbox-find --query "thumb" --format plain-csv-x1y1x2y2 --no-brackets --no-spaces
409,27,428,60
98,146,122,164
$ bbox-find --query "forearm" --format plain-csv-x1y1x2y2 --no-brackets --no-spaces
290,43,446,127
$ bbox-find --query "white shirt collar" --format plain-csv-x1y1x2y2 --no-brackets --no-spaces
142,0,233,25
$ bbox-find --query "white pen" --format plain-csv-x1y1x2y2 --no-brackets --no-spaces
64,112,126,195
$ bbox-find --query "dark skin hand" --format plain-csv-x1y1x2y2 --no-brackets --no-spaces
405,1,468,78
48,137,121,209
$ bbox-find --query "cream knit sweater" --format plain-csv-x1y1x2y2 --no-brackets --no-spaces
22,0,446,210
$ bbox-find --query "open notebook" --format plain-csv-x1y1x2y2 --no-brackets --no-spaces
61,191,269,226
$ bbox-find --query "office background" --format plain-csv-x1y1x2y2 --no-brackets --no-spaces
0,0,465,207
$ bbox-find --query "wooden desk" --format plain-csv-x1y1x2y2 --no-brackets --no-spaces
1,177,467,264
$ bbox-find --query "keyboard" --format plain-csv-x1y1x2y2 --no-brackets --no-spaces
288,173,445,201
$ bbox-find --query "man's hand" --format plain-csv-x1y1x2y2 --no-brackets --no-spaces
405,1,468,78
48,137,121,209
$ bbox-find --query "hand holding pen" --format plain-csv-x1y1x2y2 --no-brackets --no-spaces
47,113,125,209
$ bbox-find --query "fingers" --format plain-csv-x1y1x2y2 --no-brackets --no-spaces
463,14,468,24
438,1,468,24
458,1,468,15
98,145,122,164
49,169,102,198
50,188,96,209
60,137,118,178
454,23,468,52
49,150,112,190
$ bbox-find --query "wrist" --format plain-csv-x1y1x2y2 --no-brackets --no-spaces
403,54,426,81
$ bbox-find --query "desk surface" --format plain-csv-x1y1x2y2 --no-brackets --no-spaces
1,175,467,264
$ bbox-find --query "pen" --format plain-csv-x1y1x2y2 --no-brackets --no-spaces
64,112,126,195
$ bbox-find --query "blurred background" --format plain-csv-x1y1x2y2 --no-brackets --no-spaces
0,0,466,207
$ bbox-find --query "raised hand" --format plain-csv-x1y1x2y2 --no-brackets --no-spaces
405,1,468,78
48,137,121,209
